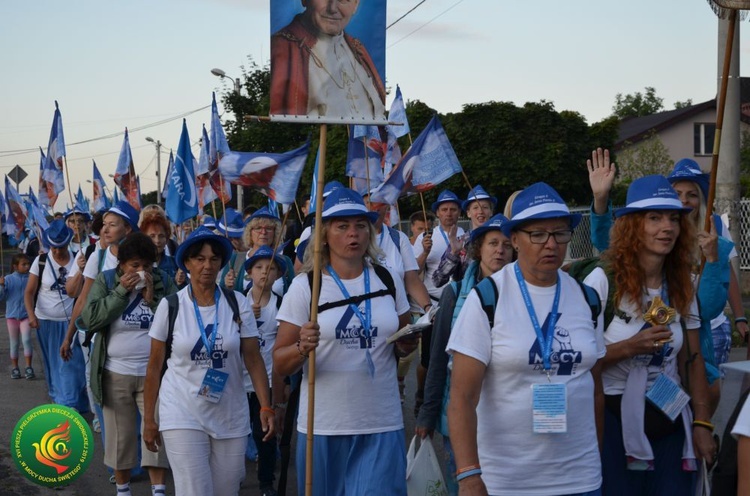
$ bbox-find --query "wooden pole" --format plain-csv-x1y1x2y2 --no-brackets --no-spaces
705,9,737,233
306,124,327,496
62,156,76,209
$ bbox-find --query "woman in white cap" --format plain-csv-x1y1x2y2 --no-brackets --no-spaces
448,182,605,496
584,175,715,495
24,219,88,411
143,227,273,496
274,187,416,496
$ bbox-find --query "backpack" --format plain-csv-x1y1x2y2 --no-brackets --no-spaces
307,263,396,314
472,271,602,330
566,257,618,330
712,388,750,494
33,253,48,307
162,286,242,375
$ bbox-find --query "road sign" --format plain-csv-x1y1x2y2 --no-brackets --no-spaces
8,165,27,186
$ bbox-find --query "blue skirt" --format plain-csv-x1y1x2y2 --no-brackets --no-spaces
37,320,89,412
296,429,407,496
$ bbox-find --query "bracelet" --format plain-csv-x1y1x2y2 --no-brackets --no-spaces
296,339,308,358
692,420,715,432
260,406,275,415
456,464,481,475
274,402,288,410
456,468,482,482
735,317,748,324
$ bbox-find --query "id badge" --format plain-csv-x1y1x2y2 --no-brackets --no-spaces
532,383,567,434
197,368,229,403
645,373,690,422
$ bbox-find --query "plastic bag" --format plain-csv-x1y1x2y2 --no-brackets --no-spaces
406,436,448,496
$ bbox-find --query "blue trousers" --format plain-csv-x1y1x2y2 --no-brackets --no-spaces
37,320,88,412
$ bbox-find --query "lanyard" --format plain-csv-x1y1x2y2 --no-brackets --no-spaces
190,286,220,362
326,265,375,377
436,226,450,247
514,263,561,375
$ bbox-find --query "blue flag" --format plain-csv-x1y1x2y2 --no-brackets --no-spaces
370,115,461,206
38,147,58,208
42,101,66,197
165,120,199,224
4,176,27,241
196,124,217,209
387,86,410,138
209,92,232,203
162,150,174,201
114,128,140,211
92,161,112,212
309,147,320,215
346,129,383,196
218,141,310,206
113,186,121,204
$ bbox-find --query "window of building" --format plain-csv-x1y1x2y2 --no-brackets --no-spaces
694,123,715,156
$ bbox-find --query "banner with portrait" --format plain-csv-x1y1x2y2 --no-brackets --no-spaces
270,0,387,124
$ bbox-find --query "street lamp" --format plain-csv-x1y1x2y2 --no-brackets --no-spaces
145,137,162,205
210,67,244,211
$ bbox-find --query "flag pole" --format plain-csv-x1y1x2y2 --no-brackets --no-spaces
62,157,75,209
306,124,327,496
460,170,474,192
406,132,430,231
364,137,371,197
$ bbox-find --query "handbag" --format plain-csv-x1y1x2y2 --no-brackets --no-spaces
406,436,448,496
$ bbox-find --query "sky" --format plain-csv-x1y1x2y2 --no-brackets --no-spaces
0,0,744,207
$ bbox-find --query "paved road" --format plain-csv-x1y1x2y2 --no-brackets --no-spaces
0,313,747,495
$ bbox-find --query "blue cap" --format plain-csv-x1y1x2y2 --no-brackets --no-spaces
43,219,74,248
106,201,140,232
323,181,345,198
469,214,509,244
248,206,279,222
244,245,288,275
217,208,246,238
461,185,497,212
615,175,693,218
322,188,378,223
175,226,234,272
667,158,710,201
501,182,581,236
202,216,217,229
431,190,461,212
64,208,92,222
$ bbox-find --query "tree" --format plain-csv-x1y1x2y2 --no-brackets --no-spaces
674,99,693,110
615,131,673,183
612,86,664,118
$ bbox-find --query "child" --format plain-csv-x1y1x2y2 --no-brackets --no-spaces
242,245,287,496
0,253,33,379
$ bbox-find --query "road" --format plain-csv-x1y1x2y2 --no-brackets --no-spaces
0,309,748,495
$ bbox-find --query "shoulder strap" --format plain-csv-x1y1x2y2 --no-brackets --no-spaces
308,264,397,314
34,254,49,306
102,269,117,291
219,285,242,327
163,293,179,377
272,291,283,310
387,226,401,250
372,263,396,300
574,279,602,329
84,243,97,262
98,248,106,272
472,276,499,328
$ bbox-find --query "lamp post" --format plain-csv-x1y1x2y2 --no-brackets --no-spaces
145,137,162,205
210,67,244,211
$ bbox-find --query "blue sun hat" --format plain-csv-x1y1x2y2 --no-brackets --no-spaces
106,201,140,232
462,184,497,212
321,188,379,223
248,206,279,222
323,180,345,199
216,208,246,238
667,158,710,201
64,207,92,223
43,219,74,248
174,226,234,272
501,182,581,236
202,215,217,229
244,245,288,275
431,190,461,213
469,214,509,244
615,175,693,218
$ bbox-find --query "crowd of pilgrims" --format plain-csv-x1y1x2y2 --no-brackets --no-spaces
6,148,750,496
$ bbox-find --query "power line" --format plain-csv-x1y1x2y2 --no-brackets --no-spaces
388,0,467,49
387,0,428,30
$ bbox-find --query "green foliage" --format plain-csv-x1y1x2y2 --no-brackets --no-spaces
614,131,673,182
141,190,157,208
674,99,693,110
612,86,664,118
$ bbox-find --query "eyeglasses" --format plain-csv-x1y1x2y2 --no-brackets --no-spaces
518,229,573,244
252,226,275,232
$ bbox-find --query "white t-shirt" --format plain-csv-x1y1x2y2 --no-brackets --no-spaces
375,227,419,282
70,246,118,280
412,225,464,300
105,293,154,376
584,267,700,395
447,262,605,496
731,393,750,439
31,253,75,321
150,287,259,439
243,292,280,393
277,265,410,435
